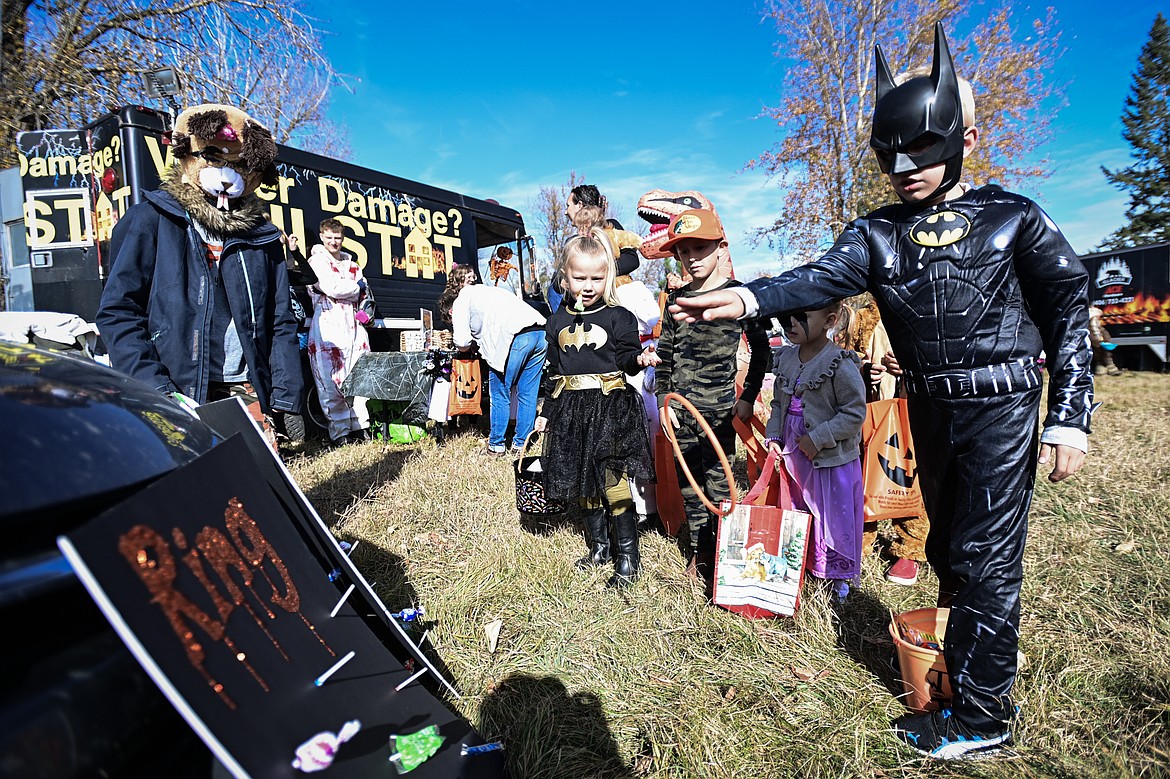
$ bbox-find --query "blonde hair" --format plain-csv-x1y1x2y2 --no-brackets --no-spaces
570,204,607,235
895,67,975,126
561,227,618,306
828,299,852,345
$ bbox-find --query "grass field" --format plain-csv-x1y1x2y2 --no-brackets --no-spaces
285,371,1170,778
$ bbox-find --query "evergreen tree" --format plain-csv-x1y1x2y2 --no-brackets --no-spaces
1101,13,1170,249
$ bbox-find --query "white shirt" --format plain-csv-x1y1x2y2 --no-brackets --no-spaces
614,280,660,337
451,285,545,373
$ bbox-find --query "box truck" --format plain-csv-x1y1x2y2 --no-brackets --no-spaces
4,105,546,340
1080,242,1169,371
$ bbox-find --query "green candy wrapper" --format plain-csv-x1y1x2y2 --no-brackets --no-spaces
389,724,445,773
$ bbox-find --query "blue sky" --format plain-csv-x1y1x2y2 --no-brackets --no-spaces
315,1,1162,277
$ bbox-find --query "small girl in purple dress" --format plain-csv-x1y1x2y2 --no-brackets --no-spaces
765,300,867,601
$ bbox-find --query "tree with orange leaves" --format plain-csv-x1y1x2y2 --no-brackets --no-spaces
749,0,1065,262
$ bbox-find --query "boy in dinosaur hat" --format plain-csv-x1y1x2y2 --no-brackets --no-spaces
655,208,770,587
671,24,1093,759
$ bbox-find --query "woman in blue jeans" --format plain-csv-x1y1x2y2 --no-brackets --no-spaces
439,266,547,455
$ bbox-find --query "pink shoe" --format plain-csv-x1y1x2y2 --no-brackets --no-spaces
886,558,919,586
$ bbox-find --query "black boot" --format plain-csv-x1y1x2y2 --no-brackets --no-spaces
682,523,714,581
607,512,641,589
575,508,611,570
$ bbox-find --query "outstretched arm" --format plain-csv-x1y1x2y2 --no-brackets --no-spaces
670,290,746,323
672,223,871,324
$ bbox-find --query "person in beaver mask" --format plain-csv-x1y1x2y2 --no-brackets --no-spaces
98,104,302,440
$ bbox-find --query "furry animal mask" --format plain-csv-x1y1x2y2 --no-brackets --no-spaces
164,104,278,210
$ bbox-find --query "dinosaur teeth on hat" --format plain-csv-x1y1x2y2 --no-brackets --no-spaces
636,188,720,260
637,206,672,226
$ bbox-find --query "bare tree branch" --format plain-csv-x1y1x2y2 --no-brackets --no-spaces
750,0,1065,261
1,0,350,166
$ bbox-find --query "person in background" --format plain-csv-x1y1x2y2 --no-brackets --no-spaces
548,184,642,312
866,343,932,587
282,232,317,339
836,296,929,587
306,218,371,446
438,265,546,456
445,263,478,295
614,273,662,529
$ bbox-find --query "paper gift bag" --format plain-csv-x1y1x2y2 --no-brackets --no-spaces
448,358,482,416
714,450,813,619
861,398,928,522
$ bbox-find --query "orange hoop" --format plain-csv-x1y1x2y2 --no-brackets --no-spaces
661,392,739,517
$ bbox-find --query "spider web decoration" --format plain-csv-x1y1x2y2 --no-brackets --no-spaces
340,351,432,426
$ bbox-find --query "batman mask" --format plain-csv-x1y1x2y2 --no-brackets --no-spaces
870,22,965,202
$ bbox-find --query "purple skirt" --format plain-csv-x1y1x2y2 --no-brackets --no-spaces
780,396,863,581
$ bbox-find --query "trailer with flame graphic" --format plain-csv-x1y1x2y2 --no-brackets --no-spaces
1081,242,1169,370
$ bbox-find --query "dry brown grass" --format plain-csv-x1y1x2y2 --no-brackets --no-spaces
285,371,1170,778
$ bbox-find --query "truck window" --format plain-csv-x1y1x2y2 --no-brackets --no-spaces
3,218,34,311
477,241,521,295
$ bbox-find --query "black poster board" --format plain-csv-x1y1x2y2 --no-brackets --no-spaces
57,434,503,778
194,398,455,698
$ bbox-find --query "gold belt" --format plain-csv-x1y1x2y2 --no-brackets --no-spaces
550,372,626,398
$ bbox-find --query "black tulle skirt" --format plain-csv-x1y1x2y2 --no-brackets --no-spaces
542,386,654,502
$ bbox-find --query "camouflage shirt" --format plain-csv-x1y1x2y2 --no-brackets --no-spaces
655,279,771,414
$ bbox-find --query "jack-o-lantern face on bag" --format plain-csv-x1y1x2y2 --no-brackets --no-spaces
454,366,479,399
164,103,278,208
877,431,917,488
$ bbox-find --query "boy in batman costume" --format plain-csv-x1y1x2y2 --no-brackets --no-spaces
672,23,1093,759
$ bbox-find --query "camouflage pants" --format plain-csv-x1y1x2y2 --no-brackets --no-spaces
673,411,736,556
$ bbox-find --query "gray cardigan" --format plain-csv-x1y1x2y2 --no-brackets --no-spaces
765,343,867,469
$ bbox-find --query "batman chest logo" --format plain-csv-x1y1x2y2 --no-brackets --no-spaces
558,321,608,351
910,210,971,248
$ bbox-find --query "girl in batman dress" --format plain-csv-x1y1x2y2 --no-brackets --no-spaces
535,229,658,588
